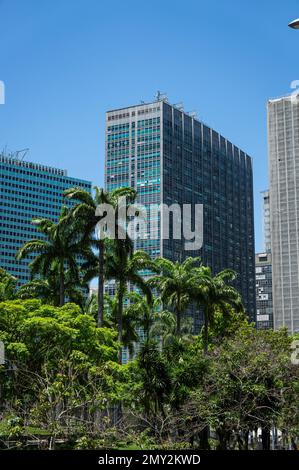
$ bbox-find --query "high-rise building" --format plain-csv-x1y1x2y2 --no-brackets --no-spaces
0,154,92,284
255,252,273,329
105,99,256,329
255,191,273,330
268,94,299,333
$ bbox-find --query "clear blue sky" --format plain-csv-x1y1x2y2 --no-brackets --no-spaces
1,0,298,252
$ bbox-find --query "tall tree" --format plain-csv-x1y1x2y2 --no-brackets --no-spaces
105,243,154,362
135,340,172,423
124,292,161,342
104,292,139,358
149,257,200,336
17,264,86,308
192,266,243,355
17,207,83,306
64,186,136,327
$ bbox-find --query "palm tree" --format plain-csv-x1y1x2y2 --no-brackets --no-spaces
104,292,139,358
151,310,194,352
149,257,200,336
17,265,86,308
137,339,172,422
124,293,194,350
105,243,154,362
150,309,176,346
16,207,83,306
192,266,244,355
83,292,99,317
124,292,161,342
64,186,136,327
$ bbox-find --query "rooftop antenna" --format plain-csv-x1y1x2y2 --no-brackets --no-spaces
15,148,29,161
188,111,197,119
173,102,184,111
1,145,8,156
0,147,29,161
155,90,168,102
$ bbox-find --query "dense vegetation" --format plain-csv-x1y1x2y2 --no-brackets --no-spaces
0,187,298,450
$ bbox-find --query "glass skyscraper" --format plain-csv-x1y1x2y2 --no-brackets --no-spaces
0,154,92,284
105,99,256,329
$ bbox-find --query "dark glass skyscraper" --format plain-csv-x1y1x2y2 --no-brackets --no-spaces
0,154,92,284
105,99,256,329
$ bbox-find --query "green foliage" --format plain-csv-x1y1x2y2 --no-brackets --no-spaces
127,340,172,418
191,265,243,354
179,325,298,449
16,207,87,307
0,184,298,450
17,274,85,308
0,268,17,301
0,290,298,450
64,185,138,327
149,257,200,336
0,299,117,367
105,243,155,361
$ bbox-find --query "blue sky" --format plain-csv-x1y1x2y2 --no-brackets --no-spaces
0,0,298,252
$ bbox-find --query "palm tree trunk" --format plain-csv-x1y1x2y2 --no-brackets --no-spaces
97,241,104,327
203,308,209,355
199,426,210,450
291,436,298,450
176,310,181,336
117,281,125,364
261,426,270,450
59,261,65,307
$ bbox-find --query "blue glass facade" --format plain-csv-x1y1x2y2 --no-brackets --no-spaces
0,155,92,284
106,104,162,266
